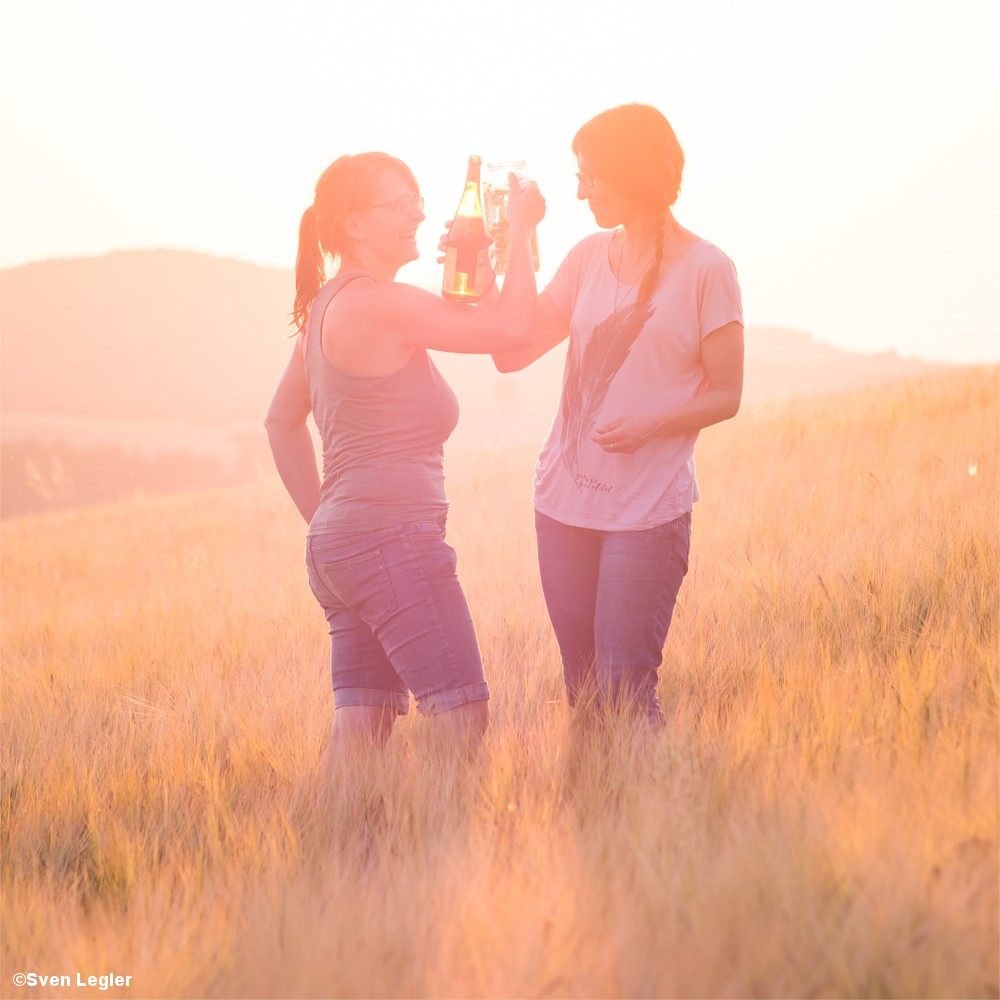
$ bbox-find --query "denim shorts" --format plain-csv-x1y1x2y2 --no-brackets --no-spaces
305,517,489,716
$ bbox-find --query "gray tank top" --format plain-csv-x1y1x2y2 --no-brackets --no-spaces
304,272,460,536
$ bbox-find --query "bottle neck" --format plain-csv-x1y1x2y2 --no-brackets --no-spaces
456,157,483,218
456,181,482,218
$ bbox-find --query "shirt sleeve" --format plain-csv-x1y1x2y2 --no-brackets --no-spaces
697,247,744,339
542,235,597,321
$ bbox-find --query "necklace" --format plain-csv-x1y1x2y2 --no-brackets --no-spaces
612,221,679,311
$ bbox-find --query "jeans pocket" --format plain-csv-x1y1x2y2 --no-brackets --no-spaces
307,538,397,627
406,516,448,539
407,530,459,580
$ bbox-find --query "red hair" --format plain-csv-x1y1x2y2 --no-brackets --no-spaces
292,153,417,334
573,105,685,305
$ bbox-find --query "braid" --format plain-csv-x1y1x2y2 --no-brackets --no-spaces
572,103,684,309
636,211,665,306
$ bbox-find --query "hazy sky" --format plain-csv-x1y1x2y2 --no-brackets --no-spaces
1,0,997,363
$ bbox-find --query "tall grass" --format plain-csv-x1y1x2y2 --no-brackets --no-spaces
2,367,997,999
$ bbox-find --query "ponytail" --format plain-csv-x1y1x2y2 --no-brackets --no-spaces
288,152,419,335
292,204,326,335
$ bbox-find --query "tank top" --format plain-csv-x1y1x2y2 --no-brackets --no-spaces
304,272,460,536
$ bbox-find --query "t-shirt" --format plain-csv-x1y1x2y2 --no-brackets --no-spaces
533,230,743,531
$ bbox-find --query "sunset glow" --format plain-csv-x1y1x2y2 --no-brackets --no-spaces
2,3,997,996
1,0,997,363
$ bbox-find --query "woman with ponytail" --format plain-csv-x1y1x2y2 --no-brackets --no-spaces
494,104,744,726
266,151,545,754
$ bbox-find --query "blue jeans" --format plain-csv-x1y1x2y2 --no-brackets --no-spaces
534,509,692,723
305,517,489,716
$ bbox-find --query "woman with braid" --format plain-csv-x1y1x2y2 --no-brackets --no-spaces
494,104,744,726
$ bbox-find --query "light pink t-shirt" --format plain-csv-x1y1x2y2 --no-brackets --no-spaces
533,230,743,531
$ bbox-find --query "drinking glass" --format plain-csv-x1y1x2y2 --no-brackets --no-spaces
483,160,540,274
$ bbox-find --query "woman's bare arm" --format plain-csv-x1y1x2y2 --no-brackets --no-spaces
590,322,744,453
264,343,321,522
491,291,570,372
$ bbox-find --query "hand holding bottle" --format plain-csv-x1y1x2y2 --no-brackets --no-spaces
442,156,492,303
438,174,543,277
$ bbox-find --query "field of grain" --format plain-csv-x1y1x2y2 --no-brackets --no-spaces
2,367,997,999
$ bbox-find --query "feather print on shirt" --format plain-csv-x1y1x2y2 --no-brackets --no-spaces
560,300,655,484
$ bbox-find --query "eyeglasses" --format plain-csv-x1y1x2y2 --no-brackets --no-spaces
364,193,425,215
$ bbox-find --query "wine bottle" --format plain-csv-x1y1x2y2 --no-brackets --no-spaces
442,155,491,303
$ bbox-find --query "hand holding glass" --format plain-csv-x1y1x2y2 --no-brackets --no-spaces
484,161,540,274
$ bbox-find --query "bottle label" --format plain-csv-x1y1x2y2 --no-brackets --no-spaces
442,247,459,292
472,249,488,294
442,246,489,300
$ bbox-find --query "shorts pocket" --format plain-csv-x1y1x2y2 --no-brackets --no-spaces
307,538,397,627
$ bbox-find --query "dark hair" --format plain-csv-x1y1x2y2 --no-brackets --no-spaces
292,152,417,333
572,104,684,304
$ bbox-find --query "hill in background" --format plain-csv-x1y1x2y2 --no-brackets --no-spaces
1,249,949,517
